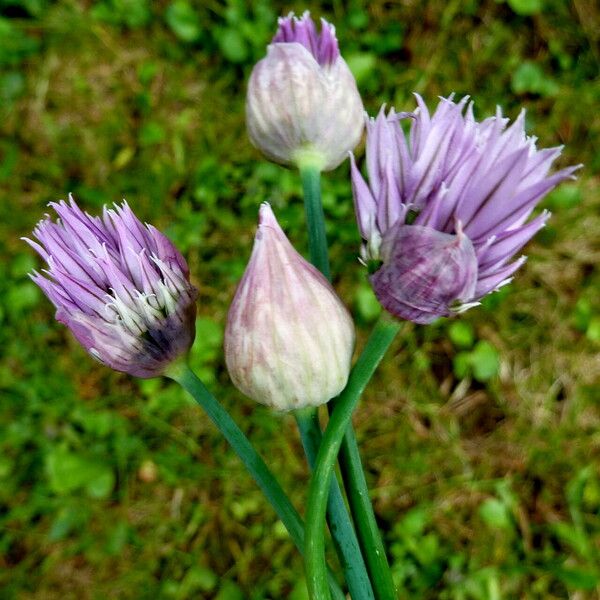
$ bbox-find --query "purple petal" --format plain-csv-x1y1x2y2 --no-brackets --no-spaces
459,146,530,236
473,165,579,240
476,211,549,274
474,256,527,298
272,11,339,66
350,152,377,240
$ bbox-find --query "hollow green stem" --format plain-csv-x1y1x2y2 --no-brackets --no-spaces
299,166,331,281
298,163,397,598
304,316,402,600
295,409,375,600
335,420,397,599
166,362,346,600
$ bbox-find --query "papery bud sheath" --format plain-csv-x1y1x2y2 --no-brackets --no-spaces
225,204,355,410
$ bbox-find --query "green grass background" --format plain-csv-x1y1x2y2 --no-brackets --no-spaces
1,0,599,598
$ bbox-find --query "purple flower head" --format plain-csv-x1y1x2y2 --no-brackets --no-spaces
246,12,363,172
272,11,339,67
351,95,581,324
25,196,198,377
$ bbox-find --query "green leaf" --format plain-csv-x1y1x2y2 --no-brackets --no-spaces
48,505,90,541
5,282,40,314
586,317,600,343
217,28,249,64
507,0,543,15
138,61,158,85
554,566,600,590
0,455,12,479
0,17,40,67
345,53,377,86
551,521,590,558
165,1,202,43
480,283,512,311
448,321,475,349
105,521,129,555
113,146,135,170
543,183,582,210
479,498,512,529
399,507,429,537
566,467,594,510
188,318,224,383
139,122,166,146
572,297,593,331
511,61,558,97
85,468,115,499
0,140,18,181
289,579,310,600
180,566,218,594
215,581,244,600
90,0,151,28
46,449,114,498
0,71,25,101
354,284,382,323
453,351,472,379
471,341,500,382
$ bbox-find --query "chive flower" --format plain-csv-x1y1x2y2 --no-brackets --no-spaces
351,95,581,324
246,11,364,172
25,196,198,377
224,203,355,411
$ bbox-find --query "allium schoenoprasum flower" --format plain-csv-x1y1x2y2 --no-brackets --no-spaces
224,203,355,411
24,196,198,377
246,11,364,172
351,95,582,324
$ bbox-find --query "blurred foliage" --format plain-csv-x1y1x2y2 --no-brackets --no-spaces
0,0,599,598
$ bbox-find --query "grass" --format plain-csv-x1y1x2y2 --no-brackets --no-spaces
1,0,599,598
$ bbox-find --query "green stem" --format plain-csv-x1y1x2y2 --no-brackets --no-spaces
298,163,397,598
304,316,402,600
336,422,397,599
166,362,346,600
300,166,331,281
295,409,375,600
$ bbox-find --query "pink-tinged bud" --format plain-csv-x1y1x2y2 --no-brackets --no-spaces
246,12,364,172
370,223,478,324
225,204,355,411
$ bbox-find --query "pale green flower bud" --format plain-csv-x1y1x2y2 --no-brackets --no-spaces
225,204,355,411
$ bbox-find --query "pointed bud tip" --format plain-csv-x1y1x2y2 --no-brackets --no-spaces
258,202,275,223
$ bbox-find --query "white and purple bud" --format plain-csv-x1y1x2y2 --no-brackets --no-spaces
224,204,355,411
24,196,198,378
246,11,364,172
351,95,582,323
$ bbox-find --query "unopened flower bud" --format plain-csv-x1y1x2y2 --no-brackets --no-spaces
225,204,355,411
25,196,198,378
370,223,478,324
246,12,364,172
